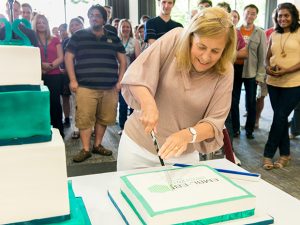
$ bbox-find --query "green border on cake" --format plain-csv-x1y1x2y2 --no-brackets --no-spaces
120,165,255,223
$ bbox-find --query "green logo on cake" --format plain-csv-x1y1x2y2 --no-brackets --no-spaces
148,184,173,193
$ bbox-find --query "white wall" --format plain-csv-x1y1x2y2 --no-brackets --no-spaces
277,0,300,8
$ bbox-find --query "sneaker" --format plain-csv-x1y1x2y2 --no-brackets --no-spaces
64,117,70,128
73,150,92,163
92,144,112,156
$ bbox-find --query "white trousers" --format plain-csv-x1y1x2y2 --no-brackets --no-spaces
117,132,200,171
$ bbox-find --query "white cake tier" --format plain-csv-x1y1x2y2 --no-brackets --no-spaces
120,165,256,225
0,45,42,86
0,129,70,224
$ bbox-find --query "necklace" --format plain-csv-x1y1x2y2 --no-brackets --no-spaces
280,32,291,58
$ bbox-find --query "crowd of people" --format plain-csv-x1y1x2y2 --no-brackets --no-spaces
1,0,299,171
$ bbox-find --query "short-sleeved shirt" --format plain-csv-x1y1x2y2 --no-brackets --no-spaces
124,37,136,67
144,16,183,42
66,28,125,90
38,37,61,75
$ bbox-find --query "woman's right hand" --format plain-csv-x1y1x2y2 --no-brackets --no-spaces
266,65,283,77
139,103,159,134
42,62,53,73
69,80,78,93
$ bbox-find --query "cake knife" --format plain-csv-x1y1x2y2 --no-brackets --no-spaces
150,130,165,166
150,131,174,189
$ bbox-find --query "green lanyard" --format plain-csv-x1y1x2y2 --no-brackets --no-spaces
38,35,48,62
122,38,130,49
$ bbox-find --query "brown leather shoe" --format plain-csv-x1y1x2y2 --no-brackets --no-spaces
73,150,92,163
92,144,112,156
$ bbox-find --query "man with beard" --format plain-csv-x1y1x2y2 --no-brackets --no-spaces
144,0,182,45
65,4,126,163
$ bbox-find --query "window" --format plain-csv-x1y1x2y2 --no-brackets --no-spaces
156,0,267,28
0,0,105,29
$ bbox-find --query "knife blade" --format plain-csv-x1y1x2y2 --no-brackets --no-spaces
150,131,174,189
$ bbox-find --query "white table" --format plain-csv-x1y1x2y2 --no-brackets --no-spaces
70,159,300,225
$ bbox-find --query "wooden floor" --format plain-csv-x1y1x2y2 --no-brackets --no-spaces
64,93,300,200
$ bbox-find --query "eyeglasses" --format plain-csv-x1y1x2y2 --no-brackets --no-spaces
89,14,103,19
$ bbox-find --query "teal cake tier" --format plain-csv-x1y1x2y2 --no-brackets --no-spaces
0,85,51,145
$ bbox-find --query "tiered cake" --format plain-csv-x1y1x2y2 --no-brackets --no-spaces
0,33,69,223
117,165,257,224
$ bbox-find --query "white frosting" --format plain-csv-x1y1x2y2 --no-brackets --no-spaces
0,129,70,224
120,165,256,225
0,46,42,85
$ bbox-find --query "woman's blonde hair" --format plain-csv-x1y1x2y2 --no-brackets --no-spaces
32,14,51,40
176,7,236,75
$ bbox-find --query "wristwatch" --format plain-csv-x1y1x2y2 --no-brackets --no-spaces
188,127,197,143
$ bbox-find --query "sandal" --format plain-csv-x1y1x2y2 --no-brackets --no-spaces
274,155,291,169
92,144,112,156
71,131,80,139
263,157,274,170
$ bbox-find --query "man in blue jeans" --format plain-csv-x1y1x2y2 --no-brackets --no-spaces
231,4,266,139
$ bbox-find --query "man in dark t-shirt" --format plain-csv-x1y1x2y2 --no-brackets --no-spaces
144,0,182,45
65,5,126,163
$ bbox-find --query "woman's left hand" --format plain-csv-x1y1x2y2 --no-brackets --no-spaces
158,130,190,159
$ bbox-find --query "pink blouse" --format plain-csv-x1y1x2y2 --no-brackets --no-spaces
38,37,61,75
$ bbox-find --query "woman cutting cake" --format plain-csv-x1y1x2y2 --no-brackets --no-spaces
117,7,237,170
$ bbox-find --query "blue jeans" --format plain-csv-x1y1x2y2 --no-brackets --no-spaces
291,102,300,136
231,64,257,134
264,85,300,158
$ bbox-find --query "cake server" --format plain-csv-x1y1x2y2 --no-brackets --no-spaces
150,131,174,189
